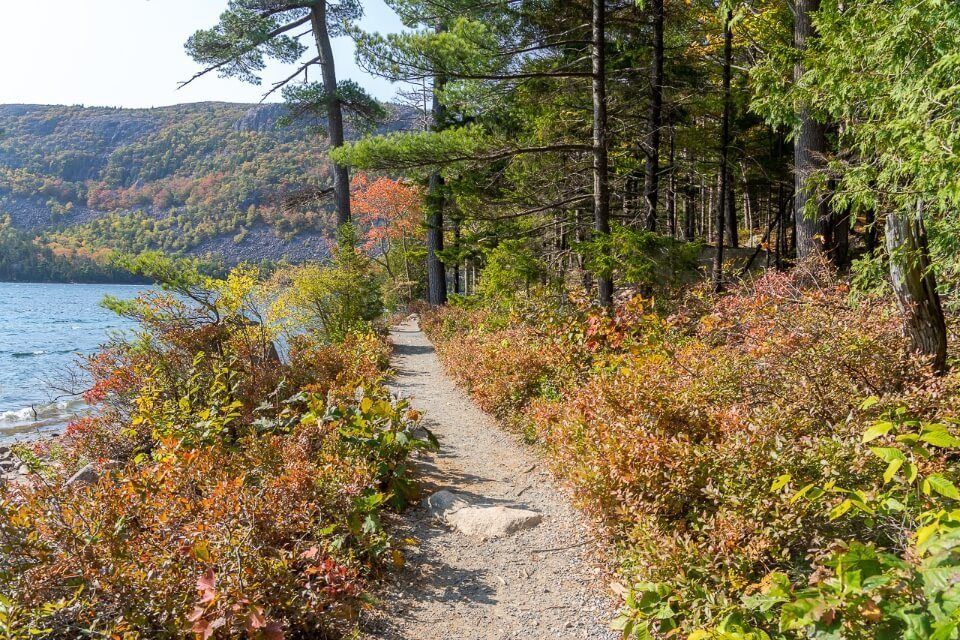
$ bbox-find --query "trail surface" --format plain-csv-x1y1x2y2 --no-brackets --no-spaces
362,318,617,640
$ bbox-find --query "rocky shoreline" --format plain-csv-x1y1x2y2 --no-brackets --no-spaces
0,443,33,484
0,432,61,485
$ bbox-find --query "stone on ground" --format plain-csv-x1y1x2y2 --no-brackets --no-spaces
423,489,543,539
65,462,99,487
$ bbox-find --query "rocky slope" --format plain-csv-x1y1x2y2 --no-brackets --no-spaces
0,102,413,271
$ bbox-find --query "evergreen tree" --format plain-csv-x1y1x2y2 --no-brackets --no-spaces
185,1,383,228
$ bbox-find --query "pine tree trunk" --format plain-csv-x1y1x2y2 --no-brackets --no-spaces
886,202,947,374
593,0,613,307
426,171,447,305
667,125,676,237
712,9,733,293
452,216,462,295
426,32,448,306
310,2,350,227
644,0,664,232
865,208,878,255
793,0,828,259
726,176,738,248
684,185,696,241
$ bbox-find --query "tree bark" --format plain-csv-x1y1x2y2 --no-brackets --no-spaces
865,208,878,255
310,2,350,227
667,124,676,237
886,202,947,374
726,174,738,248
644,0,665,232
712,9,733,293
593,0,613,307
426,27,448,306
793,0,829,259
452,216,462,295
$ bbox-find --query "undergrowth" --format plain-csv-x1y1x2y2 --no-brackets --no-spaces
421,259,960,639
1,247,434,639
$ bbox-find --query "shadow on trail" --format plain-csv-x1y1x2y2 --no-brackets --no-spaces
393,342,435,357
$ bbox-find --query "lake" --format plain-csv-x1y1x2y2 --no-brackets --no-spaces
0,283,148,440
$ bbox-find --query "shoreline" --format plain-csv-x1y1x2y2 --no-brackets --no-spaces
0,430,61,484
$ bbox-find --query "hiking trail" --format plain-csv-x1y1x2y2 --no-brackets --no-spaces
361,317,618,639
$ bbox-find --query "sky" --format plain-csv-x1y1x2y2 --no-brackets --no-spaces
0,0,405,108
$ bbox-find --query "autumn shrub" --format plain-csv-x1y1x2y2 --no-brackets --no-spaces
422,259,950,637
271,225,384,345
421,298,585,423
0,257,433,639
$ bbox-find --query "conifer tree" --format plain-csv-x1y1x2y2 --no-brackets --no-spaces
185,1,382,229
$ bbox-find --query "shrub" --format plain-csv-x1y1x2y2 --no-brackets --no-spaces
0,261,433,639
271,226,383,344
422,259,949,638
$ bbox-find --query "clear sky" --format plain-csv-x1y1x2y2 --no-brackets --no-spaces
0,0,404,108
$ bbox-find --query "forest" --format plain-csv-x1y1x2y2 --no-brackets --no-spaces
3,0,960,639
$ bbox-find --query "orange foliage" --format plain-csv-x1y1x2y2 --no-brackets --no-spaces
350,174,421,253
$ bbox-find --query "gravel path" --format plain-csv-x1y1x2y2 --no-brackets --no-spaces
361,318,618,640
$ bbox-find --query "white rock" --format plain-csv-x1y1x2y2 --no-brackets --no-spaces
423,489,470,519
17,464,30,475
447,505,543,538
422,490,542,539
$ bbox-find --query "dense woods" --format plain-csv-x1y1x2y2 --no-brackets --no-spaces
333,0,960,637
4,0,960,638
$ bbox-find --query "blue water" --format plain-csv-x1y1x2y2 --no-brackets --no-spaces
0,283,148,439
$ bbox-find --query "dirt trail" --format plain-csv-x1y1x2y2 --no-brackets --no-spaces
361,318,618,640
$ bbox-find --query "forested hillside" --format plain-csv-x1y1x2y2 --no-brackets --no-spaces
0,102,410,280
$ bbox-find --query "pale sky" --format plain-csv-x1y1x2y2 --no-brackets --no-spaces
0,0,405,108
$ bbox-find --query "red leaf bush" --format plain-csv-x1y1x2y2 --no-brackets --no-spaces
422,259,951,632
0,261,431,639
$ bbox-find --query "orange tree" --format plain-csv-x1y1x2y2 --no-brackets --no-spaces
351,174,425,305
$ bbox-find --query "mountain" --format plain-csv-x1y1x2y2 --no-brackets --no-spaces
0,102,412,279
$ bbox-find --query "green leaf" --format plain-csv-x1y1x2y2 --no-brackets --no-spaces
920,428,960,449
925,474,960,500
830,499,853,520
863,421,894,443
884,458,904,484
870,446,906,463
770,474,792,492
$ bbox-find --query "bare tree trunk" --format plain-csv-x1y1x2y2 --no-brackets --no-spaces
310,2,350,227
793,0,829,259
713,8,733,293
886,202,947,374
426,31,448,306
644,0,664,232
593,0,613,307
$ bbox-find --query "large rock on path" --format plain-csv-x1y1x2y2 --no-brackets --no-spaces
423,489,543,539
